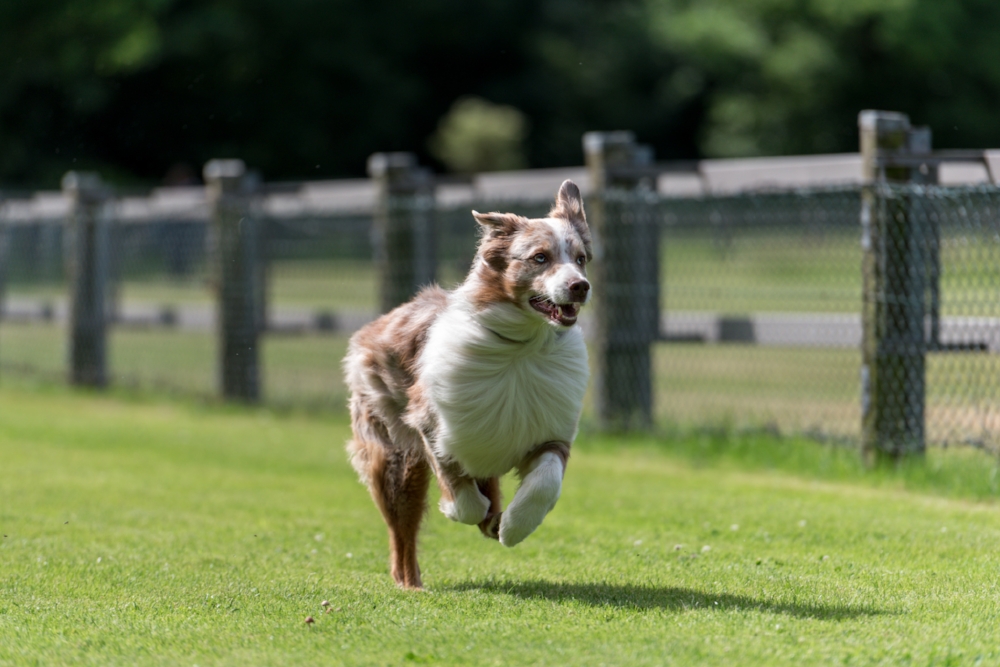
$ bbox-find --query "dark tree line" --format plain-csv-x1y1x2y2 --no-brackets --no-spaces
1,0,998,187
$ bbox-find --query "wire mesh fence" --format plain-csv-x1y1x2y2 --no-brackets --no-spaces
2,175,999,453
863,183,1000,453
1,210,70,383
649,186,863,441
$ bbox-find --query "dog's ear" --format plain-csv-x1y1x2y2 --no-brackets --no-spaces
551,180,585,222
549,180,592,259
473,211,524,272
472,211,524,238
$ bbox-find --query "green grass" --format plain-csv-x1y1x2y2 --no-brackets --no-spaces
662,230,1000,315
655,343,1000,448
654,344,860,439
662,233,861,314
3,383,1000,665
0,323,351,410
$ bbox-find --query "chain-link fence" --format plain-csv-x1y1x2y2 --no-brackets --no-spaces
649,186,863,441
1,220,67,381
0,180,546,412
862,183,1000,453
0,185,216,394
591,182,1000,451
2,165,999,453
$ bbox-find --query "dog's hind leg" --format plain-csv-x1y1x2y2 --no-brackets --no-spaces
380,448,430,589
499,442,570,547
348,424,430,589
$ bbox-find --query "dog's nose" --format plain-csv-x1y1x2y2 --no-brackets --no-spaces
569,280,590,301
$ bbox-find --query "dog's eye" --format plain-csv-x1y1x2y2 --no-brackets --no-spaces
576,256,586,266
533,253,547,264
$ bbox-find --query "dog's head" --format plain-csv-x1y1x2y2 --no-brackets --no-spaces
471,180,593,327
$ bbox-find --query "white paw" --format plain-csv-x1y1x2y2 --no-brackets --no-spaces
499,452,563,547
439,484,490,525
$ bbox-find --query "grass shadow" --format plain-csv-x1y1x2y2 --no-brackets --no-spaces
445,579,887,620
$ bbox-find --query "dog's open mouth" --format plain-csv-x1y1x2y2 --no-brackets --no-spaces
529,296,580,326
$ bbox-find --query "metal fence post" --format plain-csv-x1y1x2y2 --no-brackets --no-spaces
367,152,435,314
584,131,658,430
204,159,260,402
63,171,112,388
859,110,936,462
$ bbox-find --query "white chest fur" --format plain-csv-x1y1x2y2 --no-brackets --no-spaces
418,305,589,478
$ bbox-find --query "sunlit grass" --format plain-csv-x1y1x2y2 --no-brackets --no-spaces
0,324,350,410
2,385,1000,665
662,232,861,314
654,343,860,439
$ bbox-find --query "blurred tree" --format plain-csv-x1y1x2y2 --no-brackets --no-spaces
0,0,169,184
645,0,1000,157
0,0,999,186
428,97,529,173
0,0,547,184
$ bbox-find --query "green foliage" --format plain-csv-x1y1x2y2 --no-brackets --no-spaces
646,0,1000,157
0,0,169,183
428,97,529,173
3,384,1000,664
1,0,1000,185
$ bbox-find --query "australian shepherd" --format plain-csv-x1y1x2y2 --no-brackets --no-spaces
343,180,592,589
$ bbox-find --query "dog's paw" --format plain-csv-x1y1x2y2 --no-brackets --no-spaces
499,452,563,547
439,484,490,525
498,497,553,547
478,512,502,540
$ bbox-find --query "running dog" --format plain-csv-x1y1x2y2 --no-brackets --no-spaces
344,180,591,589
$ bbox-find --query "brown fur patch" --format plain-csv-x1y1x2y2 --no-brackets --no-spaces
347,285,448,406
468,212,529,310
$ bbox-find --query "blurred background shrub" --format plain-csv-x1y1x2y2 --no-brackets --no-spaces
428,97,529,173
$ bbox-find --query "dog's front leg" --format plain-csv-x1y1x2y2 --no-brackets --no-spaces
412,425,491,526
433,458,491,526
499,442,570,547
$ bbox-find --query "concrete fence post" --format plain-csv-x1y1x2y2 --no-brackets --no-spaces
204,159,260,402
367,152,435,314
63,171,112,388
584,131,659,430
859,110,937,463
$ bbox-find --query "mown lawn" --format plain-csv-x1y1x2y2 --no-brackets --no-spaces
2,384,1000,665
0,324,351,411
